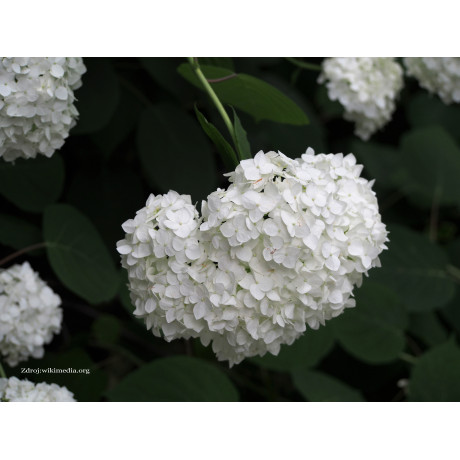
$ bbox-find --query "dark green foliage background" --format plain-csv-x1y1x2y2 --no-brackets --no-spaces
1,57,460,401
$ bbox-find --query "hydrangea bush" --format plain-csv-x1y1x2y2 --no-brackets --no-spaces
0,57,86,162
118,149,387,365
0,376,75,402
1,57,460,402
319,57,404,140
0,262,62,366
404,57,460,104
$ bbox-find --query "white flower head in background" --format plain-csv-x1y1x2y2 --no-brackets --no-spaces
0,377,75,401
404,57,460,104
0,57,86,162
319,57,404,141
117,150,388,366
0,262,63,366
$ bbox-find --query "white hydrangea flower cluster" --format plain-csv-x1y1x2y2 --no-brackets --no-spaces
118,150,388,366
117,191,208,343
319,57,404,140
0,262,63,367
0,377,76,402
0,57,86,162
404,57,460,104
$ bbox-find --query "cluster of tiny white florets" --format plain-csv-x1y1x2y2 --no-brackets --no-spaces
117,149,388,366
319,57,404,140
404,57,460,104
0,377,75,402
117,191,208,342
0,57,86,162
0,262,63,367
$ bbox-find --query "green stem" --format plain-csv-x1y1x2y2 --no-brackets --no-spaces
285,57,322,71
0,361,7,379
187,57,238,148
0,242,47,267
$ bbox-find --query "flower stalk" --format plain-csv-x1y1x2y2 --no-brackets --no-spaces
187,57,238,148
0,242,47,267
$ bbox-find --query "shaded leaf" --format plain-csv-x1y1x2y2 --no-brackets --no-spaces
43,204,119,304
447,238,460,266
292,369,364,402
248,75,326,155
251,326,334,372
409,340,460,401
91,88,144,157
199,57,235,70
137,103,217,202
0,214,41,250
178,63,309,125
372,225,455,312
408,312,448,347
92,314,122,344
0,154,64,213
106,356,238,402
400,126,460,206
315,84,343,118
351,140,406,190
440,289,460,336
332,282,408,364
194,105,238,169
72,58,120,134
407,92,460,143
232,107,251,159
140,57,193,99
66,169,145,253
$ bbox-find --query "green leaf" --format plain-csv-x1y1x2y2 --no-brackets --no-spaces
409,340,460,401
92,314,121,344
350,140,406,190
178,63,309,125
106,356,239,402
23,348,108,402
194,105,238,169
232,107,251,160
0,214,41,250
407,92,460,143
72,58,120,134
137,103,217,202
247,75,326,156
43,204,119,304
140,57,194,100
199,57,235,70
440,289,460,336
332,282,408,364
447,238,460,266
315,84,343,119
372,225,455,312
400,126,460,206
292,369,364,402
91,88,143,157
251,326,334,372
0,154,64,213
66,169,145,253
408,312,448,347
